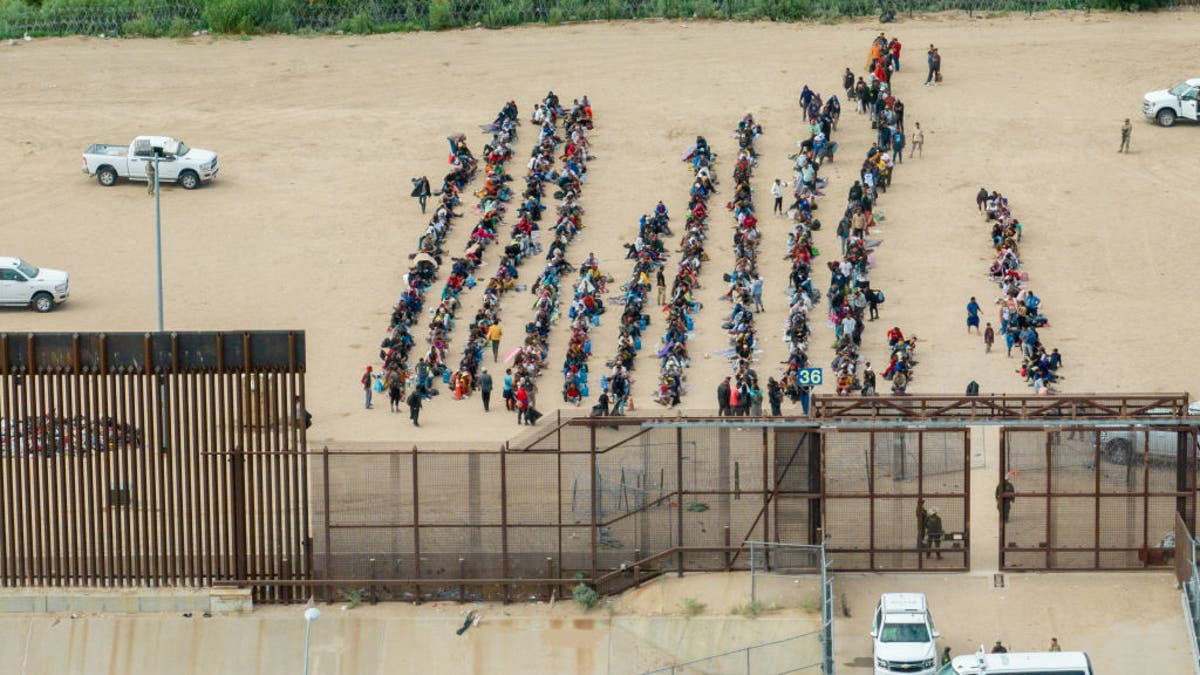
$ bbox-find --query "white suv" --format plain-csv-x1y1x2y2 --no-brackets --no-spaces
872,593,940,675
0,257,70,312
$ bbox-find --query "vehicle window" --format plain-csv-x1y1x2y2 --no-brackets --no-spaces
1170,82,1192,96
1184,88,1199,101
175,141,190,155
879,622,930,643
936,665,958,675
15,260,37,278
0,269,23,281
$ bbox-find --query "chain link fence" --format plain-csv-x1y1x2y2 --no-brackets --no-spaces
5,0,1181,41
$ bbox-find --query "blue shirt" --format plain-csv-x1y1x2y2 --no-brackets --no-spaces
967,301,980,318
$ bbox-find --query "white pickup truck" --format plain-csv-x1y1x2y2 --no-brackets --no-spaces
0,257,69,312
1143,78,1200,127
82,136,219,189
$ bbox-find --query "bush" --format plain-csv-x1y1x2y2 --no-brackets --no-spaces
204,0,277,34
344,9,374,33
572,582,599,611
122,15,164,36
428,0,456,29
730,600,764,618
680,597,706,617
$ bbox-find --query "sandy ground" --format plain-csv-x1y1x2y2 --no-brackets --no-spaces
2,12,1199,447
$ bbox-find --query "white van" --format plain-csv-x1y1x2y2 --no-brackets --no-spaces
872,593,940,675
939,650,1094,675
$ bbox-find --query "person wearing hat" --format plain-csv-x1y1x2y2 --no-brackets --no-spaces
924,506,944,559
360,365,374,410
991,639,1008,653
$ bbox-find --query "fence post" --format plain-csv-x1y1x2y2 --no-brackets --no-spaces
500,442,510,604
412,445,422,604
322,445,332,603
459,558,466,603
677,427,684,577
590,426,598,586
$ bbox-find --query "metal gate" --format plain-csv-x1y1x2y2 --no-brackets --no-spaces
998,426,1197,570
776,427,971,571
820,425,969,566
0,332,310,601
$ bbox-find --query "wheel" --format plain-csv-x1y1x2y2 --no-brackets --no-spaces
31,292,54,313
1157,108,1176,128
1104,437,1134,465
97,166,118,187
178,170,200,190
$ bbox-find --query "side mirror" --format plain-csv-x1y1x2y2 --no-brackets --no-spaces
932,630,941,639
870,630,878,638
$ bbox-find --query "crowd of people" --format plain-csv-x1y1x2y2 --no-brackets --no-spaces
822,34,924,397
0,415,145,456
773,88,837,413
713,114,766,415
376,104,504,419
590,204,668,415
560,253,607,405
634,137,715,410
456,94,595,424
978,189,1062,392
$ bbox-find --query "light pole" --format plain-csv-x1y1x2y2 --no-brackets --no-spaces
303,599,321,675
153,151,164,332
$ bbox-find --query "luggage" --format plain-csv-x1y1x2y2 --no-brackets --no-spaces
525,407,544,424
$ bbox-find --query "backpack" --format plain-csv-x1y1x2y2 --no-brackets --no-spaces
966,381,980,396
875,290,885,304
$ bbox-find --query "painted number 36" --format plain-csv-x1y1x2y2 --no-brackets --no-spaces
797,367,823,386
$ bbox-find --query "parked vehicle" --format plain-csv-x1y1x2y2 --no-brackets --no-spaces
0,257,69,312
1142,78,1200,127
872,593,940,675
938,649,1093,674
1098,428,1180,466
82,136,219,189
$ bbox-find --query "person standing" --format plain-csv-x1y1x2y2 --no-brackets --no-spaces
929,48,941,85
984,322,995,353
1048,637,1061,652
751,275,764,313
479,368,493,412
411,175,432,213
656,267,666,306
924,508,944,559
991,639,1008,654
486,321,503,362
771,179,784,215
925,45,937,85
889,37,902,71
767,377,783,416
145,156,157,197
996,474,1015,523
892,127,905,163
911,122,924,158
361,365,374,409
405,388,422,427
1119,118,1132,153
940,647,952,666
966,296,981,335
976,187,989,212
387,370,402,412
515,382,530,424
503,368,515,410
916,497,928,552
717,377,731,416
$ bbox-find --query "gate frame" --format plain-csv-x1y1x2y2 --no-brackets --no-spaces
997,424,1198,571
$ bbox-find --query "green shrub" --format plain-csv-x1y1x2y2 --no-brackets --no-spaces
344,9,374,33
691,0,721,17
167,16,193,36
122,15,164,36
204,0,276,34
573,583,599,610
341,587,367,609
730,600,764,618
680,597,706,617
428,0,456,29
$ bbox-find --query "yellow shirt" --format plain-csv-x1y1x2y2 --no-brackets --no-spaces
486,324,503,342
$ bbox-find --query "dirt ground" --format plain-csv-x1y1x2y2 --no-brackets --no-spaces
2,12,1199,447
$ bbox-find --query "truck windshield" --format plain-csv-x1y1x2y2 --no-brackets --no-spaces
16,259,38,278
1170,82,1192,96
175,141,190,155
880,623,930,643
936,665,958,675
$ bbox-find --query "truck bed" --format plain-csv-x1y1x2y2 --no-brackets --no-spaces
84,144,128,157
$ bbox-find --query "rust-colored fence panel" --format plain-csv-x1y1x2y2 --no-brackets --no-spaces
999,427,1197,571
0,332,309,602
822,428,970,571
